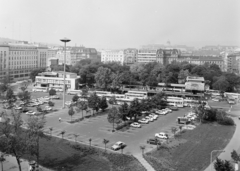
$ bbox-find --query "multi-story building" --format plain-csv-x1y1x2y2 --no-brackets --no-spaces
101,50,124,65
47,49,58,67
56,46,98,66
137,49,157,63
123,48,138,65
0,42,48,82
156,49,180,65
34,71,80,91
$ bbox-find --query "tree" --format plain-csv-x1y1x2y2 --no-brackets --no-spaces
214,157,234,171
111,71,123,92
30,68,45,82
212,76,229,92
108,96,117,108
95,67,113,90
103,139,109,151
68,107,75,121
76,101,88,119
74,134,79,143
81,88,89,99
89,138,92,146
49,127,53,137
36,106,43,113
0,111,29,171
48,101,55,107
26,115,46,168
49,89,56,96
0,153,6,171
60,130,65,139
6,88,16,104
0,75,10,95
140,145,145,155
88,93,100,114
107,107,121,132
17,88,31,105
99,97,108,111
171,127,177,139
72,95,79,102
118,102,129,121
128,99,141,121
231,150,240,163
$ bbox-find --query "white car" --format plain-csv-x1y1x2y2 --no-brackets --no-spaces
155,132,168,139
165,108,172,113
145,116,154,122
65,101,72,105
130,122,141,128
182,125,196,130
212,98,219,102
44,106,52,111
138,118,149,124
26,111,36,115
158,110,167,115
111,141,126,151
149,114,158,120
14,106,22,110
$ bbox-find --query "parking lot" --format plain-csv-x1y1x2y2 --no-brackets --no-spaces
2,90,237,156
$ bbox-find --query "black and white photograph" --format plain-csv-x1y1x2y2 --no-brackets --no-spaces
0,0,240,171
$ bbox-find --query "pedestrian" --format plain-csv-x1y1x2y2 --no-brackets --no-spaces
59,117,61,122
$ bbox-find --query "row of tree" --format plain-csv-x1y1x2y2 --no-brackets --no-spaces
29,58,240,93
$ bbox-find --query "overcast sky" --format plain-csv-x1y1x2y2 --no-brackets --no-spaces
0,0,239,49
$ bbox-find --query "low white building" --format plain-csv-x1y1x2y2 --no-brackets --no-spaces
101,50,124,65
34,71,80,91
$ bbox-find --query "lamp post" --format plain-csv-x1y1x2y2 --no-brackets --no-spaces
60,37,71,109
210,150,225,171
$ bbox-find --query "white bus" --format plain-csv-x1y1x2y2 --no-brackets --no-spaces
32,87,48,93
167,97,184,108
224,92,240,101
67,89,82,95
94,91,112,98
183,99,199,107
125,91,148,100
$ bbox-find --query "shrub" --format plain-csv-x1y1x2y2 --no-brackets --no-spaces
115,120,133,130
48,101,54,107
72,95,79,102
218,117,235,126
49,89,56,96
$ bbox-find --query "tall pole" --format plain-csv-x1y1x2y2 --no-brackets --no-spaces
210,150,225,171
60,38,71,109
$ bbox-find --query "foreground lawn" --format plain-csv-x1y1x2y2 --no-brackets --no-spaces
22,135,146,171
144,122,235,171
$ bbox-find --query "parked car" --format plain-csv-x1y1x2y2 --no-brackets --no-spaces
147,138,161,145
145,116,154,122
65,101,72,106
138,118,149,124
165,108,172,113
44,106,52,111
155,132,168,139
51,95,60,99
169,106,178,111
130,122,141,128
14,106,22,110
26,111,36,115
111,141,126,151
149,114,158,120
182,125,196,130
212,98,219,102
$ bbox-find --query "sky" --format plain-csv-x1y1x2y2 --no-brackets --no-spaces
0,0,239,49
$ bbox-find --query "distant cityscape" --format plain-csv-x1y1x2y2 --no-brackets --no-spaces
0,38,239,83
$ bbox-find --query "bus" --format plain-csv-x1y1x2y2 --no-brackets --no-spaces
125,91,148,100
158,83,185,92
206,89,221,96
183,99,199,107
32,87,49,93
67,90,82,95
166,97,184,108
94,91,112,98
227,97,236,104
224,92,240,101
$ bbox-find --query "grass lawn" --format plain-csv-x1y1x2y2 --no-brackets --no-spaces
0,128,146,171
143,122,236,171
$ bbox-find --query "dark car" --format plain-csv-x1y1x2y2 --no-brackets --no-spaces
147,138,161,145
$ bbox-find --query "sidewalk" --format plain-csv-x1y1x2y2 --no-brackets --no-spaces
204,115,240,171
134,153,156,171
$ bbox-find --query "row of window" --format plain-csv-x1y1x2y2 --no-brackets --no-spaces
36,78,71,84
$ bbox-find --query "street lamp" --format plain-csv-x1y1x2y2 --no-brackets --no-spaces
60,37,71,109
210,150,225,171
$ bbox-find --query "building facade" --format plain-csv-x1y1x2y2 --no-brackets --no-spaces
0,42,48,82
156,49,180,65
101,50,124,64
137,49,157,63
35,71,80,91
123,48,138,65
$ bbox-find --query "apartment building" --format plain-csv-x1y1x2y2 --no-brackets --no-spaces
137,49,157,63
101,50,124,65
0,42,47,82
156,49,179,65
35,71,80,91
123,48,138,65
